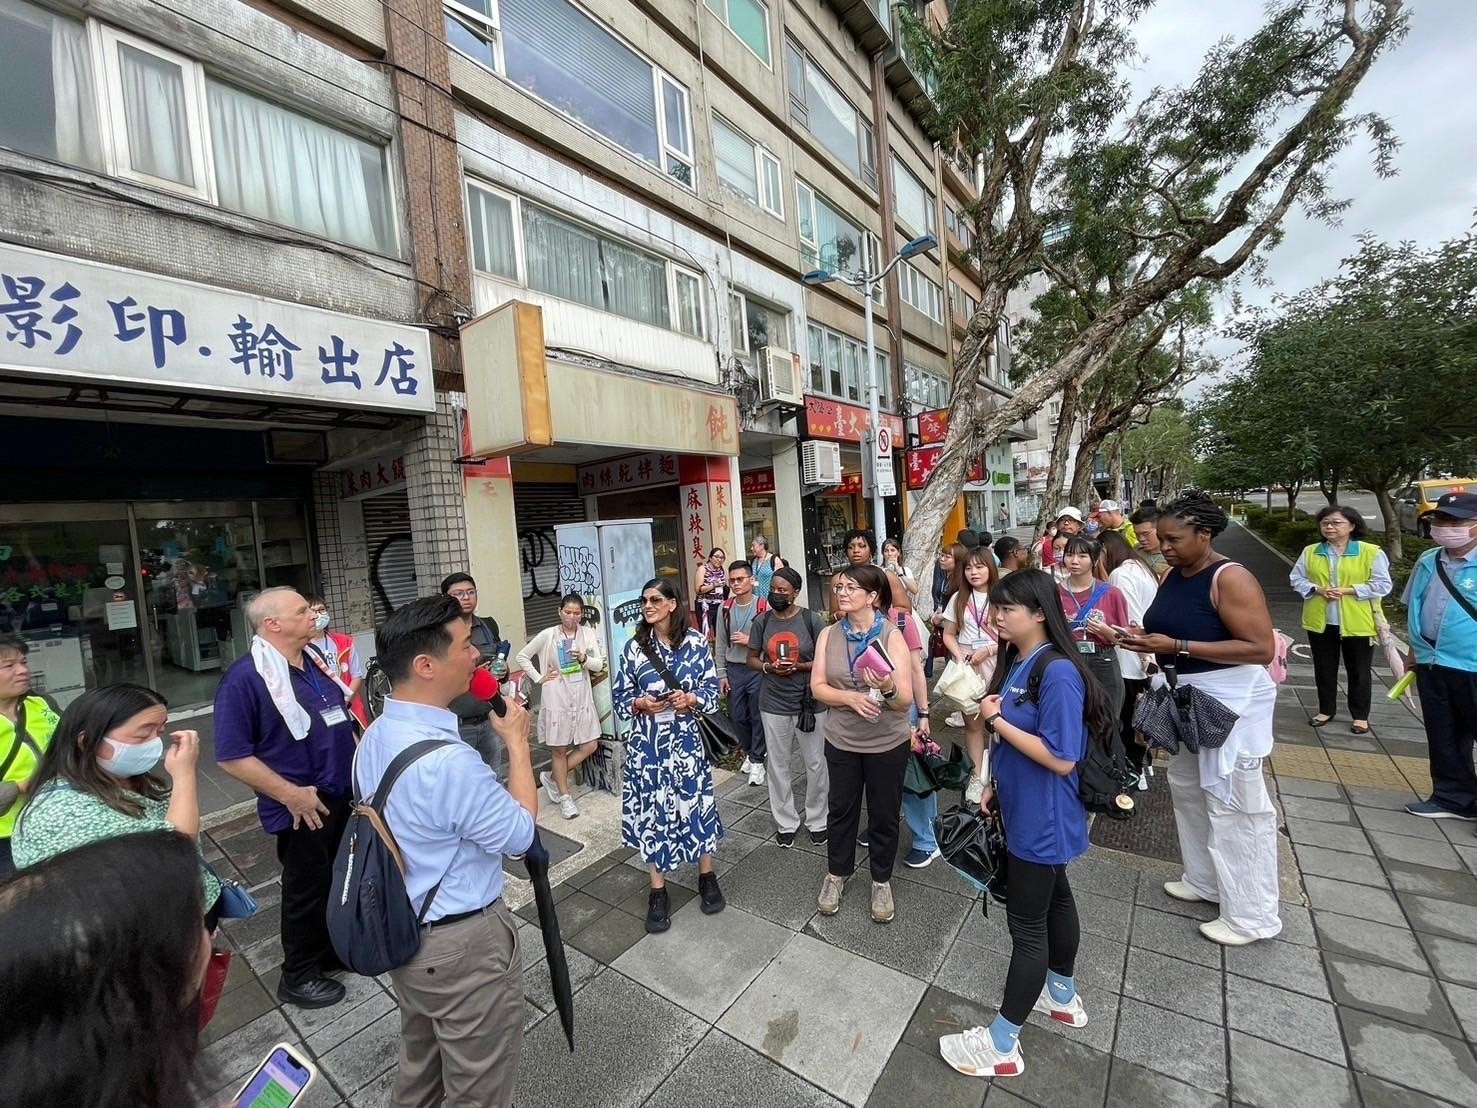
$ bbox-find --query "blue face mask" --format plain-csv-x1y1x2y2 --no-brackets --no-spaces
97,735,164,778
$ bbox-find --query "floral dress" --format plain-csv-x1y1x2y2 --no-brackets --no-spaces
696,563,727,638
613,628,724,870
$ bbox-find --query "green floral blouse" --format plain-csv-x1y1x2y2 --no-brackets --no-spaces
12,782,222,911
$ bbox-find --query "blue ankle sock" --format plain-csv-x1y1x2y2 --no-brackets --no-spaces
1047,972,1076,1004
987,1012,1021,1054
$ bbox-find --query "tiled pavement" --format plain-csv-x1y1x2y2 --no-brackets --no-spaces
199,524,1477,1106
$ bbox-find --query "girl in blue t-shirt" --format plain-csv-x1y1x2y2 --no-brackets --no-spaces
939,569,1117,1081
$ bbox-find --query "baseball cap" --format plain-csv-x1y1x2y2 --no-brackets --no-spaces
1426,492,1477,520
1097,499,1123,513
1056,506,1084,523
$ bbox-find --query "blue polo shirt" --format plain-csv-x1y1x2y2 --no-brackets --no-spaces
213,651,357,834
992,648,1090,866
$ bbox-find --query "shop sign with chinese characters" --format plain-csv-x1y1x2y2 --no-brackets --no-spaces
338,450,408,500
576,452,680,495
740,468,776,496
906,446,985,490
0,242,433,413
804,396,903,445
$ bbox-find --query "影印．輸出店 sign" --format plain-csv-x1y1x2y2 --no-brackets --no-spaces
0,241,434,413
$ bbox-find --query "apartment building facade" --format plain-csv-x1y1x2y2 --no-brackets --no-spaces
1,0,1025,709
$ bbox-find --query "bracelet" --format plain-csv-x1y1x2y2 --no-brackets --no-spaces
984,712,1002,733
917,709,929,718
1177,639,1191,657
762,661,771,674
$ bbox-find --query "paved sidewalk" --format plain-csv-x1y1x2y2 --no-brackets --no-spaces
199,524,1477,1106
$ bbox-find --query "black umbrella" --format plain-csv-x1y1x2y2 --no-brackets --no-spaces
1133,668,1240,755
523,829,575,1050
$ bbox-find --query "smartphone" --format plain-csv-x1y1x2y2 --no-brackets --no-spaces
234,1043,317,1108
777,641,792,663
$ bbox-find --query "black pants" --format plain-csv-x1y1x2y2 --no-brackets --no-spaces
275,791,352,985
0,837,12,878
1417,664,1477,817
1001,853,1080,1026
728,666,766,762
825,739,910,882
1307,627,1374,720
1120,676,1150,773
1083,649,1124,722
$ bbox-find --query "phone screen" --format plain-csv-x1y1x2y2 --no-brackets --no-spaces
237,1047,312,1108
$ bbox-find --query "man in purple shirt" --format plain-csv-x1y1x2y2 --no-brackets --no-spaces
215,586,357,1009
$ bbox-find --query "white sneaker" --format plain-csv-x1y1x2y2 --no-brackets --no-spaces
1164,880,1217,904
748,762,766,787
939,1026,1024,1078
964,775,986,806
1033,987,1089,1028
740,757,754,774
1200,918,1262,947
558,794,580,820
946,712,966,728
540,771,561,806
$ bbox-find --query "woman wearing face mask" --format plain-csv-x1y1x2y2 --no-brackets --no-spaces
306,594,367,727
12,684,222,929
516,593,605,819
942,547,1001,806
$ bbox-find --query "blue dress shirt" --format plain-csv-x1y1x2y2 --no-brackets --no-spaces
354,697,534,920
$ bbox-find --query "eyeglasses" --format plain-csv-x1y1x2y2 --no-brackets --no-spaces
727,576,751,584
448,589,477,599
640,595,668,606
832,584,868,596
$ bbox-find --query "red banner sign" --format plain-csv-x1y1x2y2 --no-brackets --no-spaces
906,446,985,490
804,395,904,445
740,468,776,495
824,473,863,496
577,451,678,494
916,407,950,446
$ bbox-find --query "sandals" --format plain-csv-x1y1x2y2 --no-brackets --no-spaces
1350,723,1372,735
1310,716,1333,728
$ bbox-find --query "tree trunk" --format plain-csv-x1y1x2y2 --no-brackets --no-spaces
1035,378,1081,532
1318,464,1342,506
1373,484,1404,561
1108,437,1124,503
1284,483,1299,517
1069,438,1099,508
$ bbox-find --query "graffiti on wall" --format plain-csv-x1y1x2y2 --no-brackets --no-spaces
518,526,561,601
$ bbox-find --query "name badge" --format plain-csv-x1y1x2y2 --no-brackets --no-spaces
321,705,349,726
654,709,677,724
1076,641,1097,655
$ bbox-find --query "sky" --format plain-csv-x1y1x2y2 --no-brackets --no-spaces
1124,0,1477,389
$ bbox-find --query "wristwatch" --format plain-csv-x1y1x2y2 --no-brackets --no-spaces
983,712,1002,733
917,709,929,718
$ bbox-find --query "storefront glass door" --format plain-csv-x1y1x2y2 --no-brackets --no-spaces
0,500,311,709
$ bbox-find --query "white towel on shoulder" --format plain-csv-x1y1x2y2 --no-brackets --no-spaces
252,635,312,741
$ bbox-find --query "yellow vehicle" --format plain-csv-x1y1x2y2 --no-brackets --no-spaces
1394,478,1475,535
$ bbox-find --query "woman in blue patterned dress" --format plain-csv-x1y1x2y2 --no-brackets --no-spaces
614,577,726,934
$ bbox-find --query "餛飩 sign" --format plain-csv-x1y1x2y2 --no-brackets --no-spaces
0,242,433,414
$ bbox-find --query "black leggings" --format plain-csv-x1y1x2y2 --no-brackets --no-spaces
825,739,910,882
1001,853,1080,1026
1120,676,1150,773
1307,627,1374,720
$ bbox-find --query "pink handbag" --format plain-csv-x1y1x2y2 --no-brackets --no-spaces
1266,629,1293,685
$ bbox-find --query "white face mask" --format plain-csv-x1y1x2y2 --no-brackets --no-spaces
98,735,164,778
1430,524,1476,551
313,612,331,632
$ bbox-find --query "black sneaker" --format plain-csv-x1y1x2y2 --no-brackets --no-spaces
809,827,829,845
276,975,345,1009
645,887,671,933
698,872,726,915
857,831,871,848
776,831,796,848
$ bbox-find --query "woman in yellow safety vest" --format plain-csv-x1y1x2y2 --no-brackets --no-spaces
1289,506,1393,735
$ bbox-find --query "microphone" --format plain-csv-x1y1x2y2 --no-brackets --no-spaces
469,668,507,717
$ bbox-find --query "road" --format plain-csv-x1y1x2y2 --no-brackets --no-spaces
1247,488,1388,531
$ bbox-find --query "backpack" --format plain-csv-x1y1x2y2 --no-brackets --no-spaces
328,739,453,976
1021,649,1138,820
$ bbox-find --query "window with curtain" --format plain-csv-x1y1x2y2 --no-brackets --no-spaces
520,201,672,329
119,42,193,186
842,338,861,401
0,0,101,170
802,59,860,176
466,181,518,278
807,323,825,392
673,269,704,338
814,193,863,272
208,81,393,254
892,156,935,235
713,116,759,205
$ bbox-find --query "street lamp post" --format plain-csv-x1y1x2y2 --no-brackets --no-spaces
804,233,937,547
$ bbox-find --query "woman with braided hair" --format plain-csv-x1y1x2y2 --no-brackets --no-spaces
1117,493,1281,947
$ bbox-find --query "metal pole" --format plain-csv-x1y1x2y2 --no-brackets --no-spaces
863,274,886,547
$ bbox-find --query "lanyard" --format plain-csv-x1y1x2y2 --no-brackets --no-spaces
966,592,992,641
1005,643,1052,693
843,613,884,673
1064,583,1106,630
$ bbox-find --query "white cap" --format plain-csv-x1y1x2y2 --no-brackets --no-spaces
1098,499,1123,513
1056,506,1084,523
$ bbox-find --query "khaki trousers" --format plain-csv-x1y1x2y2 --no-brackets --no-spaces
389,899,524,1108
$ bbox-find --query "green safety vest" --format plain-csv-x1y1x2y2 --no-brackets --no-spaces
1300,541,1381,637
1,695,60,839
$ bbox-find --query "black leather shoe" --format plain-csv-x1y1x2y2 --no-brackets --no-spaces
809,827,829,845
276,975,346,1009
699,872,726,915
645,887,671,933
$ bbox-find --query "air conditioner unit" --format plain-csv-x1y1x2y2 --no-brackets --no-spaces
756,347,804,407
801,440,843,486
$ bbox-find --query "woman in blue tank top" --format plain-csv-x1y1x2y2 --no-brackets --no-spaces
1118,493,1282,948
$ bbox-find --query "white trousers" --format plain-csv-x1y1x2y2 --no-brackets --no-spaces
1167,747,1282,939
762,711,829,834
